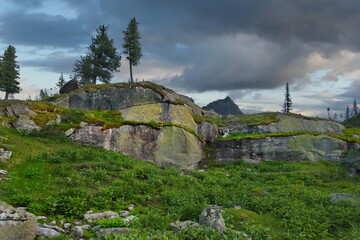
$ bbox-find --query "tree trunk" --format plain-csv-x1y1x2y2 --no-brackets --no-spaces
129,60,133,83
92,76,96,84
4,92,9,100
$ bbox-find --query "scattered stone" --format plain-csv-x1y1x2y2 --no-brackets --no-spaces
39,224,65,233
198,169,206,173
92,225,102,231
48,220,57,226
120,210,130,218
234,206,242,210
128,204,135,211
329,193,356,204
234,230,252,240
63,223,72,229
199,206,226,232
80,224,92,230
64,128,75,137
170,220,200,232
36,216,47,221
96,228,131,238
72,226,83,238
36,227,60,238
13,115,40,132
17,207,28,211
123,215,138,223
0,170,8,176
74,221,82,225
86,210,93,214
84,211,119,222
0,201,37,240
0,151,12,163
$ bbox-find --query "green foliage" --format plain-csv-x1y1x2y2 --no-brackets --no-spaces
235,112,281,126
220,131,320,141
282,82,293,113
56,72,66,90
0,45,20,99
343,114,360,128
74,25,121,84
61,108,86,124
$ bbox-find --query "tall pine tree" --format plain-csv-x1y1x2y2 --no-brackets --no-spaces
345,105,350,120
352,99,358,117
73,25,121,84
123,17,142,83
0,45,20,100
282,82,293,113
56,72,66,90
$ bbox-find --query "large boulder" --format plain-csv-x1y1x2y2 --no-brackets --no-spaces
203,96,243,116
343,149,360,173
70,125,203,169
12,115,40,132
209,134,355,163
0,201,37,240
59,79,79,94
199,206,226,232
226,113,344,135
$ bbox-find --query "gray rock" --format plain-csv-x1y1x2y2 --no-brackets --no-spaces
13,115,40,132
5,103,36,117
209,134,352,163
120,210,130,218
80,224,92,230
203,96,243,115
64,128,75,137
0,151,12,163
96,227,131,237
170,220,200,232
329,193,356,204
0,201,37,240
197,121,219,142
72,226,83,238
36,227,61,238
63,223,72,229
343,150,360,173
226,113,344,135
84,211,119,222
0,170,8,175
59,79,79,94
36,216,47,221
199,206,226,232
48,220,56,225
39,223,65,233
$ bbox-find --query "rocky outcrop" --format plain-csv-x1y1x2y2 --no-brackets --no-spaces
209,134,356,163
225,113,344,135
70,125,203,169
199,206,226,232
203,96,243,116
0,201,37,240
343,149,360,174
59,79,79,94
197,121,219,142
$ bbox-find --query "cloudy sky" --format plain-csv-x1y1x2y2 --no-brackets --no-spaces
0,0,359,117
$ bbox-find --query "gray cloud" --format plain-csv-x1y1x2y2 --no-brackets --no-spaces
2,0,360,94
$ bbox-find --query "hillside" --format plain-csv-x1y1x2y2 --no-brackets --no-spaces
0,82,359,239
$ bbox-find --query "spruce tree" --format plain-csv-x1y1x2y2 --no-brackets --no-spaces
123,17,142,83
352,99,358,117
345,105,350,120
56,72,66,90
282,82,293,113
73,25,121,84
0,45,20,100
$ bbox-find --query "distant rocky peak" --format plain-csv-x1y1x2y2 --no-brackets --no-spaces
203,96,243,116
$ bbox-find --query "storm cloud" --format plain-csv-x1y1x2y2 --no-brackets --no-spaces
1,0,360,95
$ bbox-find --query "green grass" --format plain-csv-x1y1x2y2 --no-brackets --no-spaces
343,114,360,128
234,112,281,126
0,126,359,239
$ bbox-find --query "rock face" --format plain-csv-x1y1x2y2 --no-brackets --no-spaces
59,79,79,94
343,149,360,173
226,113,344,135
0,201,37,240
209,134,354,163
203,96,243,115
70,125,203,169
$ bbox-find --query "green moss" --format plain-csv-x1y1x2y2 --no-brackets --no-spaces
26,101,62,112
220,131,320,141
168,98,186,105
342,128,360,135
235,112,281,126
0,99,24,107
0,116,17,124
30,112,58,127
193,114,205,123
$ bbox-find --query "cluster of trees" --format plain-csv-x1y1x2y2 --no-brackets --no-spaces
344,99,358,120
0,45,20,100
71,17,142,86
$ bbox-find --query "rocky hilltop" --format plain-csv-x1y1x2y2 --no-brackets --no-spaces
203,96,243,115
0,82,359,170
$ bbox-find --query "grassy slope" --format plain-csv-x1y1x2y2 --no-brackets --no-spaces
0,126,359,240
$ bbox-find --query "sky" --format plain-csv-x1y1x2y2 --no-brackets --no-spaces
0,0,359,118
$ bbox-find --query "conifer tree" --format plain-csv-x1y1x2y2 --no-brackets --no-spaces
282,82,293,113
56,72,66,90
123,17,142,83
0,45,20,100
73,25,121,84
352,99,358,117
345,105,350,120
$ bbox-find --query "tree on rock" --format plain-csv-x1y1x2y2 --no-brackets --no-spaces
123,17,142,83
282,82,293,113
73,25,121,84
0,45,20,100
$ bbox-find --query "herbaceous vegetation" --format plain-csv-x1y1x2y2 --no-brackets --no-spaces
0,125,359,240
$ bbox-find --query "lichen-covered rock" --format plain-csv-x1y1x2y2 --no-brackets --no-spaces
209,134,352,162
0,201,37,240
0,151,12,163
154,126,203,169
70,124,203,169
226,113,344,135
343,149,360,173
13,115,40,132
170,220,200,232
197,121,219,142
199,206,226,232
5,103,36,117
36,227,61,238
121,103,198,132
84,211,120,222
